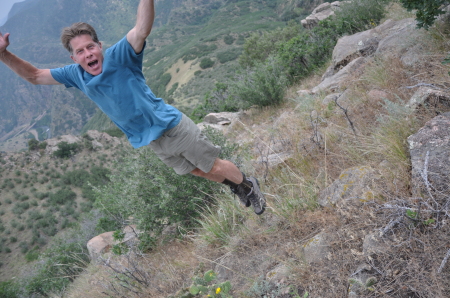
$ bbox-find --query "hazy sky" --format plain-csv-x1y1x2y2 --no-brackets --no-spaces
0,0,25,26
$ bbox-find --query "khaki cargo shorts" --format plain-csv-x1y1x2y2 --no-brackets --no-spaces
149,114,221,175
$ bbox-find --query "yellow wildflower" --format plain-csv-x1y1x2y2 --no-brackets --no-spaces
216,287,221,294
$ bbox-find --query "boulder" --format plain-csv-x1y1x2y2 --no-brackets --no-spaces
406,86,450,110
87,225,141,261
86,130,122,146
197,112,242,133
302,231,333,264
87,231,114,261
318,166,379,208
407,112,450,196
301,1,347,29
332,31,379,71
312,57,366,94
323,18,415,79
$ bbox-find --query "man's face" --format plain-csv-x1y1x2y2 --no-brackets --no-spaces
70,34,103,76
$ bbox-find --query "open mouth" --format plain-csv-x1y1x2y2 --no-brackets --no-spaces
88,60,98,68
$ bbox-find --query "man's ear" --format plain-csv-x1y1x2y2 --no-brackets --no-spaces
70,55,77,63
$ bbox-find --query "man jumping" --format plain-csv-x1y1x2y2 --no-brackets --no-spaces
0,0,266,214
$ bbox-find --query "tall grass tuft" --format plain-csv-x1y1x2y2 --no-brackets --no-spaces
197,193,247,247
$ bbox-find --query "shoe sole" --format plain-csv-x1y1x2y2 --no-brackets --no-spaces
248,177,266,215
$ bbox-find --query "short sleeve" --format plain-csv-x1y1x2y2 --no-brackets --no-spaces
106,36,145,67
50,64,82,89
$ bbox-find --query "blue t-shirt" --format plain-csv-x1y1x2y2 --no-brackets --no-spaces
51,36,182,148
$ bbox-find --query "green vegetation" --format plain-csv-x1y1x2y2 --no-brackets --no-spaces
192,0,390,118
200,57,215,69
94,127,240,250
399,0,449,28
53,142,80,158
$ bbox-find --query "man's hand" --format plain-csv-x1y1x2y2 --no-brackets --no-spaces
0,32,11,54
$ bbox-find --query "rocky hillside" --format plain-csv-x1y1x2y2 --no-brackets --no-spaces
2,2,450,298
58,4,450,298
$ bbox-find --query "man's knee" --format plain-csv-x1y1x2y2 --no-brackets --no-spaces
191,168,206,177
208,159,223,175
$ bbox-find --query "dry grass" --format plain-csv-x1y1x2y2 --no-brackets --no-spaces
61,6,450,298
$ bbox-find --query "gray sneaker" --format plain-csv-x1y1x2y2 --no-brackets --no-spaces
230,185,251,207
246,177,266,215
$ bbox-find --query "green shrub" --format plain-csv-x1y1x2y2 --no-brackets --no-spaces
239,21,302,68
217,49,241,64
25,241,89,296
200,57,215,69
223,34,235,45
49,189,77,206
28,139,39,151
0,281,19,298
25,249,40,262
230,56,288,108
399,0,447,29
94,128,240,250
38,141,47,150
53,142,80,158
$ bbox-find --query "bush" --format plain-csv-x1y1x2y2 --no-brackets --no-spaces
0,281,19,298
53,142,80,158
25,241,89,296
399,0,448,29
239,21,302,68
94,128,241,250
49,189,77,205
28,139,39,151
230,56,288,108
217,49,241,64
223,34,235,45
200,57,214,69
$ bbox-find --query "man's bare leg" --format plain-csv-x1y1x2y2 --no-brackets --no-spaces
190,158,243,184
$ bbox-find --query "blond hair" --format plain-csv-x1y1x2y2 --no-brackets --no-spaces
60,22,100,53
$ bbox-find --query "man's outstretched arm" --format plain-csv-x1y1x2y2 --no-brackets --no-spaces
0,32,60,85
126,0,155,54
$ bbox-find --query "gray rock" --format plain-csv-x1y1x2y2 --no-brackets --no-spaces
312,57,366,94
302,232,332,264
406,86,450,110
408,113,450,195
197,112,242,133
363,232,389,257
318,166,379,208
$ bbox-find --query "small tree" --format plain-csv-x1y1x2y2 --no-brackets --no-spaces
399,0,449,29
200,57,214,69
53,142,79,158
28,139,39,151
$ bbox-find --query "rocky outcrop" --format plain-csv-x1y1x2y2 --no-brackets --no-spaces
301,1,346,29
311,18,417,94
45,134,81,155
197,112,243,133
